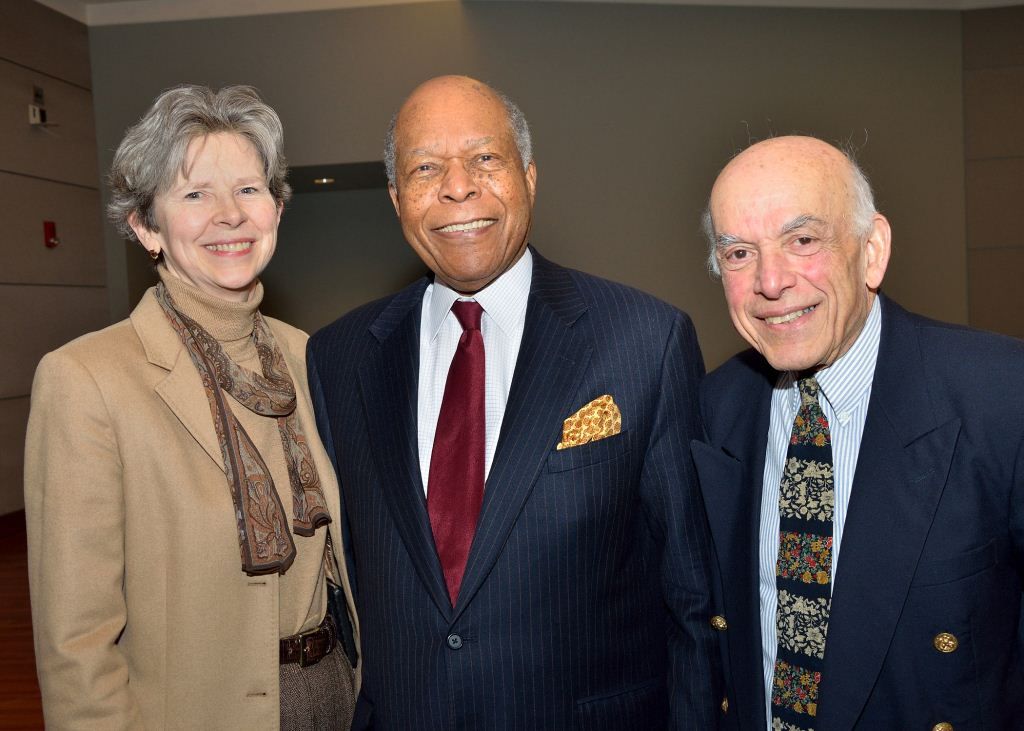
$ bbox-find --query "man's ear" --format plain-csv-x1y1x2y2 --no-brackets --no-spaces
525,161,537,207
388,183,401,219
864,213,891,291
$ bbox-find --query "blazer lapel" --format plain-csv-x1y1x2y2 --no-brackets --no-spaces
453,253,591,616
817,297,960,731
694,362,773,730
131,289,223,468
357,279,454,619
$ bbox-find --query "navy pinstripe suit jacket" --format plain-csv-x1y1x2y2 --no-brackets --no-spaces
307,250,721,729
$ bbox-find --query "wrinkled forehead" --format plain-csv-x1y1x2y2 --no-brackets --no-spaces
710,149,849,239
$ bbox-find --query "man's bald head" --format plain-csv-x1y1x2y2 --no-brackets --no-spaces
384,75,532,188
703,136,876,277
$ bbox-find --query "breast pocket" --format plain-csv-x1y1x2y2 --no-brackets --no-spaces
910,539,997,588
545,431,631,473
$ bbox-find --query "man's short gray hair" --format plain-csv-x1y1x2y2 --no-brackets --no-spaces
702,143,877,277
383,87,532,188
107,84,291,241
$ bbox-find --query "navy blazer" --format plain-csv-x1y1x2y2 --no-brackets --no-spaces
693,294,1024,730
307,250,720,729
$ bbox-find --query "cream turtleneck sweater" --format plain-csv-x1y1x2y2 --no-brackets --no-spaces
159,266,328,638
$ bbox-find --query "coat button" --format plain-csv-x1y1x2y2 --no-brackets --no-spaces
447,633,463,650
721,697,729,714
710,615,728,631
932,723,953,731
933,632,958,653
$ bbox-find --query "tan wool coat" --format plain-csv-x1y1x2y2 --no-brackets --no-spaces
24,287,358,731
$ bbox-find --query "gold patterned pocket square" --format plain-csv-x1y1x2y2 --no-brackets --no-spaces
557,394,622,450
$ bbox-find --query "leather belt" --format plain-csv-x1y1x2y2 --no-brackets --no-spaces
280,614,336,667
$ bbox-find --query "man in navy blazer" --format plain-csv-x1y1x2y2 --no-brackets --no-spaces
307,75,720,729
693,135,1024,730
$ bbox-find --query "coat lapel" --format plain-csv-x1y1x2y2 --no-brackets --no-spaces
453,253,591,617
356,278,457,618
131,289,223,468
817,297,960,731
694,357,773,730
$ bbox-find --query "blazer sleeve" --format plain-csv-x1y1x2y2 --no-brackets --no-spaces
639,312,722,729
24,350,144,731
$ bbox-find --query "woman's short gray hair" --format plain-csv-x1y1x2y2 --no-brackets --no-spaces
107,84,291,241
383,87,532,188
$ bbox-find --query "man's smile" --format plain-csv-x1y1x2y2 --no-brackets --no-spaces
434,218,497,233
761,305,816,326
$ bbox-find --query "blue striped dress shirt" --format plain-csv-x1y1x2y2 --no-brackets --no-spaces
758,295,882,727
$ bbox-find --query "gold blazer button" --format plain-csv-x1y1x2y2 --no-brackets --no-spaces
720,697,729,714
932,723,954,731
710,615,728,631
933,632,959,653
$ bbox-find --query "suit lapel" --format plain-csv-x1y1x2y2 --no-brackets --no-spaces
357,278,455,619
131,289,223,468
694,360,773,730
453,253,591,616
818,297,960,731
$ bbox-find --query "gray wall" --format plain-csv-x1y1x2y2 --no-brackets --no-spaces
88,1,966,369
1,0,107,515
963,5,1024,339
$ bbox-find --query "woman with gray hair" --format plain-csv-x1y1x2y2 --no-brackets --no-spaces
24,84,357,730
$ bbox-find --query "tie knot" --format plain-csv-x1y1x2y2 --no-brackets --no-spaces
451,300,483,332
797,376,820,404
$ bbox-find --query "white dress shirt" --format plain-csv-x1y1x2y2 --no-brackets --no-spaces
758,295,882,727
417,248,533,493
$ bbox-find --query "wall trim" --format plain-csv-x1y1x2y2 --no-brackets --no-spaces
33,0,1024,27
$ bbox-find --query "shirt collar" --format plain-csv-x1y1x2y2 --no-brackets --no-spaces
424,248,534,342
780,295,883,414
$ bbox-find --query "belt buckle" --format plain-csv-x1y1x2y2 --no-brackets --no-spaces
297,618,333,668
297,625,319,668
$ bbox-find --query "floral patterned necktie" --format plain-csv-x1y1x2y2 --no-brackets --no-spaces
771,377,834,731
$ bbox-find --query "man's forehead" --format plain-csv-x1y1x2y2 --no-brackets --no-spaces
713,162,843,233
403,136,496,158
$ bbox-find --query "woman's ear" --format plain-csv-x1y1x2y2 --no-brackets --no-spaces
128,211,161,258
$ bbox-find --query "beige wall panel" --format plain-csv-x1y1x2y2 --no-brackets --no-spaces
0,61,98,187
0,397,30,516
968,248,1024,339
963,6,1024,71
964,67,1024,161
0,285,110,399
966,158,1024,250
0,171,106,285
0,0,91,89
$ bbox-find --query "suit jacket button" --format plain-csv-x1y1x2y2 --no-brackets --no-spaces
447,633,463,650
710,615,728,631
933,632,958,653
932,723,954,731
720,697,728,714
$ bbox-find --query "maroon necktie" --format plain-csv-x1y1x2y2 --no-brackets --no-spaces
427,300,485,604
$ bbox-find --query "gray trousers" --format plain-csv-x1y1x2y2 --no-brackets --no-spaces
279,646,356,730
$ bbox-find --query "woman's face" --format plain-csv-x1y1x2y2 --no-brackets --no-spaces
133,132,282,302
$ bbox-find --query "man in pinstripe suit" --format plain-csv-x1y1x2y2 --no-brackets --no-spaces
693,136,1024,730
307,75,721,729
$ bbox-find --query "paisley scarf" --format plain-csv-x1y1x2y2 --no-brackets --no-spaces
156,282,330,575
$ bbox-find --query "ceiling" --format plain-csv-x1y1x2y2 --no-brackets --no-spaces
36,0,1024,25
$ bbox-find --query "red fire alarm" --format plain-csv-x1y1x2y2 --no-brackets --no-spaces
44,220,60,248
